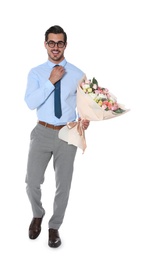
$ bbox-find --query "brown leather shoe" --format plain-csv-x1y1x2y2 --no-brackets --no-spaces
29,216,44,239
48,228,61,248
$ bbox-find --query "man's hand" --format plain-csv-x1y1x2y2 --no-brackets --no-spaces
78,117,90,130
49,66,65,85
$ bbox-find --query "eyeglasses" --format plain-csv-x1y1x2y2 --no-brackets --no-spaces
46,41,65,48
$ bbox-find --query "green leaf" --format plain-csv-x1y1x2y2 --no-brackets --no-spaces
92,77,98,86
114,108,126,113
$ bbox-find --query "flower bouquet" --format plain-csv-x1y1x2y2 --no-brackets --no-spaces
77,77,128,121
59,76,130,152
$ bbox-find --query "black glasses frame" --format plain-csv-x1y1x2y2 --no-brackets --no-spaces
46,41,65,48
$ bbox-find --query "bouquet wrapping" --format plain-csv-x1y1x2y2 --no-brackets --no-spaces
59,76,130,152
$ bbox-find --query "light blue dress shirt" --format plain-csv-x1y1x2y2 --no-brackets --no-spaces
24,59,85,126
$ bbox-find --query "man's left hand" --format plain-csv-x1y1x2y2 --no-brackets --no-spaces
81,119,90,130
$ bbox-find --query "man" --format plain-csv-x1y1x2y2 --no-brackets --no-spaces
24,25,90,248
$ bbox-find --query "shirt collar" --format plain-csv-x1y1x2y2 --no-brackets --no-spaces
47,59,67,68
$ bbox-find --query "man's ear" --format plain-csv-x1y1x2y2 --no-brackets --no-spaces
44,41,47,49
64,42,67,49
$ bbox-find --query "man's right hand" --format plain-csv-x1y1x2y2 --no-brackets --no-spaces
49,66,65,85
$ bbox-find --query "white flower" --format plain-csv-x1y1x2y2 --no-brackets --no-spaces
82,84,89,89
93,84,97,89
89,93,97,99
97,93,107,99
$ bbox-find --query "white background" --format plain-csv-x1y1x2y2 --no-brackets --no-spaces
0,0,144,259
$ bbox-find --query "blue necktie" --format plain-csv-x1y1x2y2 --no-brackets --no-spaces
54,67,62,118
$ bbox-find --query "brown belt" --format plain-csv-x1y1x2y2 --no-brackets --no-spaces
38,121,65,130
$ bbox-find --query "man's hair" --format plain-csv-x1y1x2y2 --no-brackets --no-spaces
45,25,67,43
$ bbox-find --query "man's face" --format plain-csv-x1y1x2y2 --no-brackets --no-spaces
44,33,67,63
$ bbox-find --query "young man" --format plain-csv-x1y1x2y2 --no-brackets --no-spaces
24,25,90,248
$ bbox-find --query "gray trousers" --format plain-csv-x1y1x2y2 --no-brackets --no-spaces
25,123,77,230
